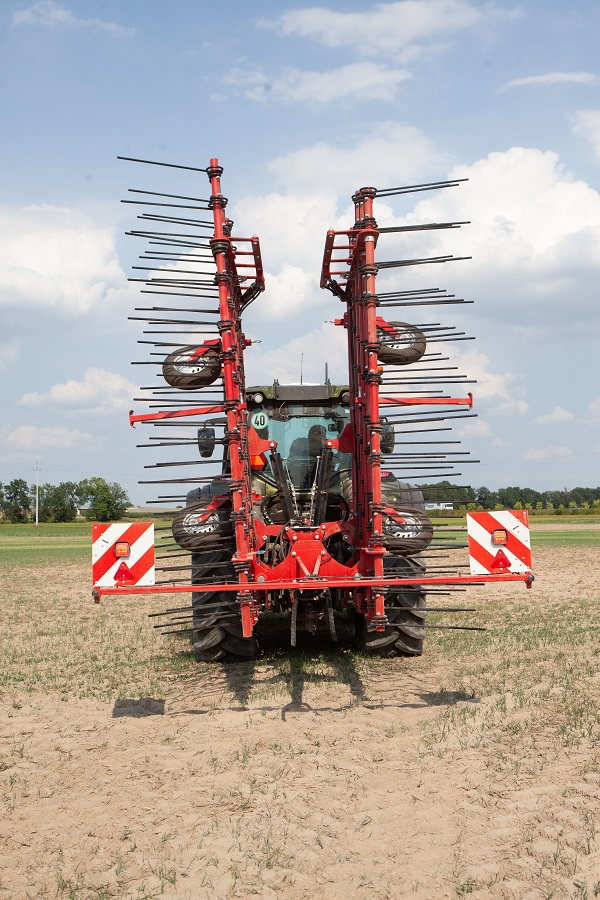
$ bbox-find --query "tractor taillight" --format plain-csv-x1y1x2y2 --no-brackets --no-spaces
114,541,131,558
492,529,508,546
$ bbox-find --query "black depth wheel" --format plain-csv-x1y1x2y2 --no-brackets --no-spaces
355,554,426,656
191,548,256,662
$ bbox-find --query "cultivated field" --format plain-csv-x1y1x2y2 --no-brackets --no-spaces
1,522,599,898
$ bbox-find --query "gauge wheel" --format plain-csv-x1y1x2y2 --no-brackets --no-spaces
377,322,426,366
162,346,221,389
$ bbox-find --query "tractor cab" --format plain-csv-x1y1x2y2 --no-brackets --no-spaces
245,381,353,525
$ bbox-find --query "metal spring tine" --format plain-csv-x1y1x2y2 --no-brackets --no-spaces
374,177,468,195
140,330,220,336
139,476,233,484
155,551,194,560
379,287,451,297
386,472,462,480
144,459,223,468
393,426,453,435
138,213,213,228
137,386,222,394
128,187,212,203
123,200,211,211
132,267,216,276
129,317,219,325
146,420,228,427
384,365,460,373
381,299,474,307
145,240,212,249
140,290,220,299
376,254,471,269
380,379,476,387
118,155,210,173
140,252,214,260
377,221,469,233
135,277,217,286
145,401,224,408
385,451,472,458
127,230,212,244
384,412,478,424
136,340,218,348
129,278,217,287
137,440,224,448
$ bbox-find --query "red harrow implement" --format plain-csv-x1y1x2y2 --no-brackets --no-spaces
92,156,533,661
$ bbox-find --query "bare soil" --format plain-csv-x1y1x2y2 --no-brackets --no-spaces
1,545,599,899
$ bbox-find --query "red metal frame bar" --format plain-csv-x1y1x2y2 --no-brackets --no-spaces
93,570,533,600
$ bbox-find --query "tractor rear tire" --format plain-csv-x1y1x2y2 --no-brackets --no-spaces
355,554,426,656
191,548,256,662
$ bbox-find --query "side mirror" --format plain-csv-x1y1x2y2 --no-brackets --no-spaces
197,427,216,458
380,420,395,454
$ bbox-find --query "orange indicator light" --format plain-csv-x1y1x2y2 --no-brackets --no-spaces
114,541,131,558
492,529,508,546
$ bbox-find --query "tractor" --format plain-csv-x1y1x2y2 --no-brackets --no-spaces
91,156,534,657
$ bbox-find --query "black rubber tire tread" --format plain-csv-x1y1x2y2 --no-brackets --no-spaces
377,322,426,366
191,548,256,662
162,346,221,390
355,554,427,657
172,501,234,551
382,506,433,555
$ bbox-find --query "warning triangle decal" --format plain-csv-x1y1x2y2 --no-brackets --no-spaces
114,561,136,584
491,548,511,571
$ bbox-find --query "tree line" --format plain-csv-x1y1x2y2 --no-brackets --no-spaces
0,478,130,523
2,477,599,524
422,481,600,510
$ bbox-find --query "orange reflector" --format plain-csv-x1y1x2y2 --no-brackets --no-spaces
250,454,266,471
491,529,508,546
114,541,131,558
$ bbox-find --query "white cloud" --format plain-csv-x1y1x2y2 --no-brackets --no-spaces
261,0,481,58
6,425,95,450
245,323,347,385
524,446,573,461
500,72,598,91
441,346,527,411
572,109,600,161
586,398,600,422
12,1,135,37
225,62,411,104
534,405,575,425
18,368,136,414
459,419,492,438
267,122,444,195
391,148,600,334
0,204,133,319
0,340,20,370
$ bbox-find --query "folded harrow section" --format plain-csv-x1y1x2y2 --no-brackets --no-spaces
91,159,533,660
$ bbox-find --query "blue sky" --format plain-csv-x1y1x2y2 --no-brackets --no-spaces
1,0,599,504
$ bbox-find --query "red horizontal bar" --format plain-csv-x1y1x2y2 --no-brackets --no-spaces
93,571,532,599
129,404,224,427
380,393,473,408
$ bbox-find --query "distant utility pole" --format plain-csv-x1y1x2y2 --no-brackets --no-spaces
34,462,41,526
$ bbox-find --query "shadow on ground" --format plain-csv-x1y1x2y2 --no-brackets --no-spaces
112,697,166,718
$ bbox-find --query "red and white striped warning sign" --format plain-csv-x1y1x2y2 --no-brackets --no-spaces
467,510,531,575
92,523,155,587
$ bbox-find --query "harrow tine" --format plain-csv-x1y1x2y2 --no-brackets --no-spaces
117,155,210,172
